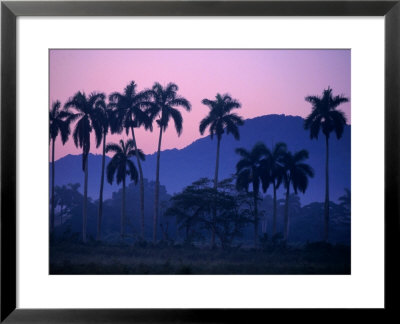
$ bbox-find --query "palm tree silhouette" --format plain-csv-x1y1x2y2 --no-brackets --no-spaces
49,100,73,231
148,82,191,243
260,142,287,235
235,142,267,247
65,91,106,242
304,87,348,241
109,81,153,240
96,102,118,241
106,139,144,237
281,150,314,241
200,93,244,246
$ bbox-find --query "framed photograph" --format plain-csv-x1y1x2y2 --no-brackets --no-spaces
1,0,399,322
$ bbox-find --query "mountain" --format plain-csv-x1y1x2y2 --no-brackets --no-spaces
50,114,350,204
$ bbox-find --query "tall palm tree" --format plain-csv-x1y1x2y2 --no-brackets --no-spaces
148,82,191,243
64,91,106,242
260,142,287,235
49,100,73,232
304,87,348,241
200,93,244,246
282,150,314,241
106,139,144,237
96,103,118,241
235,142,267,247
109,81,153,240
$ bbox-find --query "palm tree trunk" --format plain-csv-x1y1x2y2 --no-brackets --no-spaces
324,135,330,242
211,137,221,247
131,126,145,240
284,185,290,241
272,182,277,235
121,177,126,237
82,156,88,243
214,137,221,188
97,132,106,241
154,127,163,243
51,138,55,232
253,186,259,248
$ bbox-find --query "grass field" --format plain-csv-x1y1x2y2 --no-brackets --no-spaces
49,241,350,275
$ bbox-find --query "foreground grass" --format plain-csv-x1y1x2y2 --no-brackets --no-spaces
49,241,350,275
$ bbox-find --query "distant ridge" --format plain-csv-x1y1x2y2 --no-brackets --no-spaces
50,114,350,204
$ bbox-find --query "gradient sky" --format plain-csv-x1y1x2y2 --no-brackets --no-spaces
50,49,350,160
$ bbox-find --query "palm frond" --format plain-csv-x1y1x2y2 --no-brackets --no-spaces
106,156,119,184
294,149,309,162
106,143,123,154
128,148,145,161
169,107,183,136
224,117,241,140
330,110,347,139
126,159,139,184
51,100,61,115
58,120,71,144
304,95,321,105
297,163,315,177
170,97,191,111
109,92,124,103
201,98,216,110
251,142,268,159
224,99,241,113
116,162,126,185
236,158,251,173
236,168,251,192
235,147,251,159
273,142,287,156
199,115,213,135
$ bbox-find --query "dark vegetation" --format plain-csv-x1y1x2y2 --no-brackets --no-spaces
50,242,350,275
49,82,350,274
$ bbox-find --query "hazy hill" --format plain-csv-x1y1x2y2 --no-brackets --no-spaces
50,114,350,204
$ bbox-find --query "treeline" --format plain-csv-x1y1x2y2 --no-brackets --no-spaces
52,179,350,246
50,81,348,245
165,177,351,247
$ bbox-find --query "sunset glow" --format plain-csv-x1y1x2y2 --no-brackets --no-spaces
50,49,350,160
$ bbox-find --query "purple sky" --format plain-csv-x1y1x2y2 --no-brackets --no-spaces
50,49,350,160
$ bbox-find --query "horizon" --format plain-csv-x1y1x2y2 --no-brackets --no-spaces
50,49,351,160
53,112,351,162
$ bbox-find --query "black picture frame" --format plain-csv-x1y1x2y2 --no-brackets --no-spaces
1,1,399,322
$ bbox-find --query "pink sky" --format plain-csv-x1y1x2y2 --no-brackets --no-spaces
50,49,350,160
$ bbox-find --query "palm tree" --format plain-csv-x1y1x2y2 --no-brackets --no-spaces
282,150,314,241
235,142,267,247
304,87,348,241
148,82,191,243
200,93,244,246
96,103,118,241
109,81,153,240
64,91,106,242
106,139,144,237
49,100,73,232
260,142,287,235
